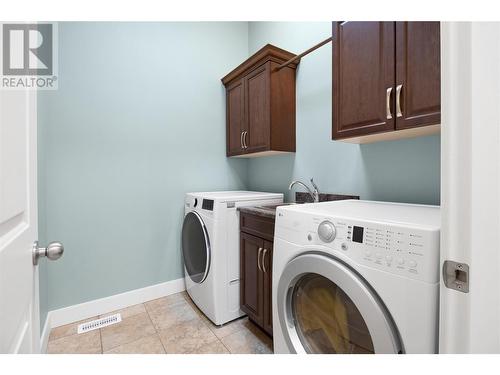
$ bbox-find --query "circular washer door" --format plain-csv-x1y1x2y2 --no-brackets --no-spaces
277,253,403,354
181,211,211,284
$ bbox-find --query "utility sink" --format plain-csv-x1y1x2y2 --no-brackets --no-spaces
238,193,359,219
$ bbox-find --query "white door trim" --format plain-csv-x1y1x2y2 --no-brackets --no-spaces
440,22,500,353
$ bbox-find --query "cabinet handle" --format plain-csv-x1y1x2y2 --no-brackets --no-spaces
386,87,393,119
262,248,268,273
257,247,263,272
240,131,244,149
396,84,403,118
243,131,248,149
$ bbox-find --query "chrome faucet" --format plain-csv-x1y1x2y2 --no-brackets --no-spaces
289,178,320,203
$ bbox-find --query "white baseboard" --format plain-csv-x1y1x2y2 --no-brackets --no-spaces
48,278,185,330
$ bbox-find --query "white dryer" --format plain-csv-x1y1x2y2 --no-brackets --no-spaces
273,200,440,354
182,191,283,326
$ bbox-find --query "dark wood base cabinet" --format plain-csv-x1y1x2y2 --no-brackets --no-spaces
332,21,441,143
240,213,274,336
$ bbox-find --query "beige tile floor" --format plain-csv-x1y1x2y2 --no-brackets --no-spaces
47,292,273,354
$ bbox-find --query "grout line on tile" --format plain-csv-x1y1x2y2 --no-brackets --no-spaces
218,337,232,354
99,328,103,354
144,302,158,334
144,299,157,319
144,308,167,354
47,330,86,345
102,333,163,355
145,312,155,333
158,333,168,354
48,328,78,343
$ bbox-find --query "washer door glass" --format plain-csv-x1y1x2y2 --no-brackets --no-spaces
182,211,210,284
292,273,374,354
277,253,402,354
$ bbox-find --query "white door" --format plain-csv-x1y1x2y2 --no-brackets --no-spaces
440,22,500,353
0,86,39,353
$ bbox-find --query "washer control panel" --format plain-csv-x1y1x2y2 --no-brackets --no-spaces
276,209,440,284
344,223,429,273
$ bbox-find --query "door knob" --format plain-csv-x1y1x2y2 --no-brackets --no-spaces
33,241,64,265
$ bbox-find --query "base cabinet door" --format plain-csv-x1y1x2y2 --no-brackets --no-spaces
395,22,441,129
240,232,264,326
332,21,396,139
262,241,273,336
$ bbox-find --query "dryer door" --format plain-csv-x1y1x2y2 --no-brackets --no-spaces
182,211,211,284
277,253,403,354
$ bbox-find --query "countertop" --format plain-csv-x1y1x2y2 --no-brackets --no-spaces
238,203,294,219
238,192,360,219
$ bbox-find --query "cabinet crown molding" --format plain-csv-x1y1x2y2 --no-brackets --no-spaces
221,44,298,86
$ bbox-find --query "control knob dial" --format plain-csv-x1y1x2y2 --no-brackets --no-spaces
317,221,336,243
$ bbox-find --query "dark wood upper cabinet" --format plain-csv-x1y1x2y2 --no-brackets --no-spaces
333,22,396,139
395,22,441,130
332,21,441,143
222,45,297,157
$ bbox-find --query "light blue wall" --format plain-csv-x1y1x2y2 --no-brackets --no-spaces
247,22,441,205
38,22,249,323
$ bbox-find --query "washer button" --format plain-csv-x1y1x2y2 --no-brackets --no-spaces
385,255,393,263
365,251,372,258
375,252,382,260
409,260,417,268
341,243,348,251
397,258,405,265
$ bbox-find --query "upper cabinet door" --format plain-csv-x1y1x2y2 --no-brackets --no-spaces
333,22,395,139
226,78,245,156
245,64,270,153
395,22,441,129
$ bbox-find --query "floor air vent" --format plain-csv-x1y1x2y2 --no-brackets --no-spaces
77,313,122,334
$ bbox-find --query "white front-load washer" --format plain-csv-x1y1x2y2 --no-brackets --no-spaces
182,191,283,326
273,200,440,354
